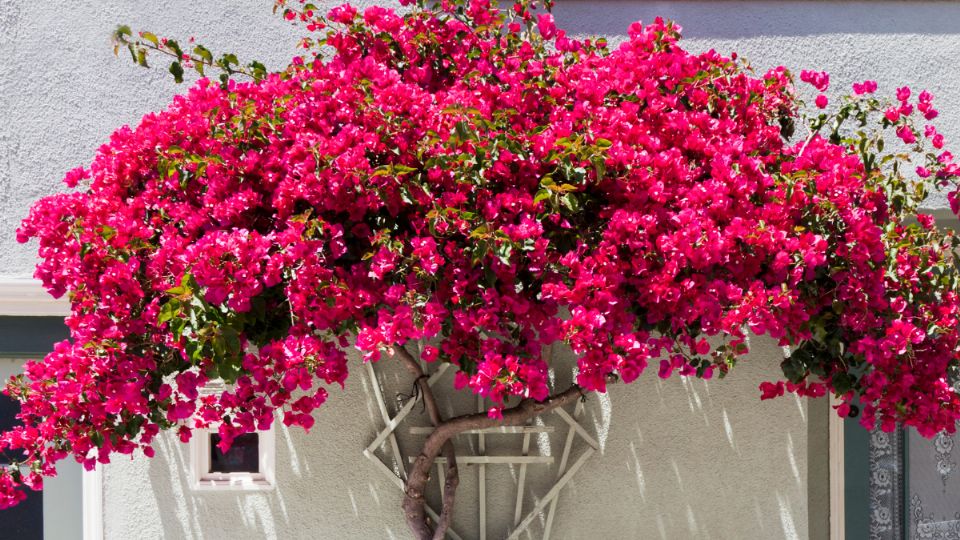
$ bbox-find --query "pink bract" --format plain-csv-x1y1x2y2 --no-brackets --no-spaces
2,0,960,508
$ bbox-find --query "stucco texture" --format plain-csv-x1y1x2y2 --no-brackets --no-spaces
3,1,960,278
6,1,960,538
102,337,820,540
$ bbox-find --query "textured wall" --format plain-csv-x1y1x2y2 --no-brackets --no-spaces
3,0,960,277
7,1,960,538
102,337,817,540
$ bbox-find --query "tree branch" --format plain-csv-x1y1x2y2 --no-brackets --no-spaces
395,345,444,426
400,364,611,540
395,344,460,540
111,26,267,84
394,342,615,540
432,442,458,540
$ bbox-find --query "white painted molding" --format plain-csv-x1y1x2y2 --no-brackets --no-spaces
0,279,69,316
189,424,276,491
829,394,845,540
189,382,277,491
82,465,103,540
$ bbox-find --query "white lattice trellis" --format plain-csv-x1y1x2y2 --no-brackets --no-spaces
363,362,598,540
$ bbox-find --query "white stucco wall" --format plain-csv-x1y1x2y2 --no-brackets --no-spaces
101,337,820,540
5,1,960,538
3,0,960,279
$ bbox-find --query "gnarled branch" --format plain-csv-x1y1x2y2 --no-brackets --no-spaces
395,345,460,540
396,342,609,540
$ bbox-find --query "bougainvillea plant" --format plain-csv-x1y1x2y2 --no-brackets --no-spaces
3,0,960,536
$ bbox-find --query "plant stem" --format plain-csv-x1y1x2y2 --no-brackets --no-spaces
394,343,607,540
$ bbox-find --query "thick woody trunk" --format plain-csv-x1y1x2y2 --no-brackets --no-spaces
396,346,455,540
432,442,459,540
395,344,599,540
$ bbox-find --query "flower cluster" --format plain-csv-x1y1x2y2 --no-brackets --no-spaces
2,0,960,506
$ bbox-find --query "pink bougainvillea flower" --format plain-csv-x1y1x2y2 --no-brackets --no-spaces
1,0,960,512
536,13,556,39
897,124,917,144
759,381,785,401
800,70,829,92
852,80,878,94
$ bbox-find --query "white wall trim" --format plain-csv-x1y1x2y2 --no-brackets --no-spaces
0,279,69,316
189,425,276,491
829,394,845,540
188,382,276,491
82,465,103,540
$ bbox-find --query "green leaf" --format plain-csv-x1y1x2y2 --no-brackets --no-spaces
470,225,489,238
832,372,854,394
217,356,242,384
166,273,194,296
169,61,184,83
158,300,180,324
205,364,220,380
220,53,239,69
170,317,187,341
780,355,806,384
185,340,203,363
560,193,580,212
165,39,183,59
140,31,159,46
249,60,267,80
592,156,607,179
453,121,472,143
193,45,213,64
533,189,552,204
124,416,145,438
223,327,242,356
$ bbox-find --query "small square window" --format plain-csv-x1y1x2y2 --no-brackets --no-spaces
186,382,276,491
209,433,260,474
189,425,275,491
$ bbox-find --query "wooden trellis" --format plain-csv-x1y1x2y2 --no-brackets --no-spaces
363,362,598,540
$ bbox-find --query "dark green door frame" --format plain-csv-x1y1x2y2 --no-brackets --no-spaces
844,415,910,540
0,316,69,356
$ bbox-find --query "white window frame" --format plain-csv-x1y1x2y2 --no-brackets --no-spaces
82,465,103,540
0,281,101,537
189,382,276,491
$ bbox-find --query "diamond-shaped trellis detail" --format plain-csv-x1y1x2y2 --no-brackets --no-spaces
363,362,598,540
